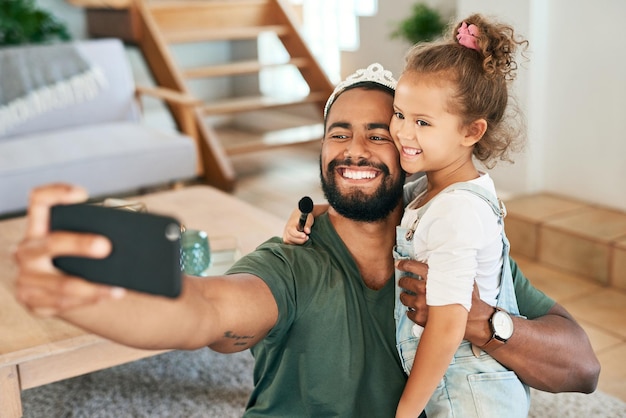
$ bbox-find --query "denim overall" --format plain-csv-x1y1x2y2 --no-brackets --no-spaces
393,182,530,418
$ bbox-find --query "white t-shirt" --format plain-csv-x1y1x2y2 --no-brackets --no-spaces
401,173,503,311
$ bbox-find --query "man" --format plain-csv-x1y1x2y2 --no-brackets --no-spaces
14,64,599,417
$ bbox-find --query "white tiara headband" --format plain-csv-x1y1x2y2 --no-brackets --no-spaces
323,62,397,118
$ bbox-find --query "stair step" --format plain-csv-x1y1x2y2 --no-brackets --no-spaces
505,193,626,288
148,0,271,12
183,58,310,79
216,123,324,156
163,25,290,43
201,92,328,115
147,0,281,43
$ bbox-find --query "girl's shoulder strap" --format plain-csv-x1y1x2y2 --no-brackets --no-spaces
420,181,506,219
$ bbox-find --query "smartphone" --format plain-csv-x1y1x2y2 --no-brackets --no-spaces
50,203,183,298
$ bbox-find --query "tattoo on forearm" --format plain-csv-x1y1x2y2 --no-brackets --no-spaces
224,331,254,346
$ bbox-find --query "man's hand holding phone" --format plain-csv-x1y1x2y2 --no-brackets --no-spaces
14,184,123,316
14,184,183,318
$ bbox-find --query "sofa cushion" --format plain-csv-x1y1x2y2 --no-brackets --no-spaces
0,39,141,140
0,122,196,215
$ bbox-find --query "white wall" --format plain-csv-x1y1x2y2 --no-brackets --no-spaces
532,0,626,212
341,0,455,79
456,0,626,211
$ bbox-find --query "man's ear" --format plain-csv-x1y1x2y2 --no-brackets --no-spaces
463,119,487,146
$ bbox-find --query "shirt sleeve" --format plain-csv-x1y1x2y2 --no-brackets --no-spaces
510,258,555,319
226,237,336,343
226,238,299,343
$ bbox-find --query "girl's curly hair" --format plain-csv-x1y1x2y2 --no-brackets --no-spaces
403,13,529,168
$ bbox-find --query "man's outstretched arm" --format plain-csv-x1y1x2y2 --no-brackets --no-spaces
14,184,279,354
396,259,600,393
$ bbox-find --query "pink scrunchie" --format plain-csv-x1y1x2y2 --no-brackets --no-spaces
456,21,480,51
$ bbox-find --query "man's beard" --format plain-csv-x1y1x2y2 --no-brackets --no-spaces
320,157,405,223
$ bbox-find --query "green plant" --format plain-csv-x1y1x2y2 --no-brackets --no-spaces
391,2,446,44
0,0,71,46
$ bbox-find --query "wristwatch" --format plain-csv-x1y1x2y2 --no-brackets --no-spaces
480,307,514,352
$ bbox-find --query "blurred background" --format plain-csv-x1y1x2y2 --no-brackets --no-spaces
30,0,625,212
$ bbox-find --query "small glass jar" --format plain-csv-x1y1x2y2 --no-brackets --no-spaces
180,229,211,276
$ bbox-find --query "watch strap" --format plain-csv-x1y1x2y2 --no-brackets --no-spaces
480,335,506,352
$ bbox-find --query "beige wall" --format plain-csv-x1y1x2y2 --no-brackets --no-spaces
456,0,626,212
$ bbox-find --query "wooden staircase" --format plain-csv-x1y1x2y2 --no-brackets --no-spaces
125,0,334,191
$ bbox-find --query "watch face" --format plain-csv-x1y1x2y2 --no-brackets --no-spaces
493,310,514,340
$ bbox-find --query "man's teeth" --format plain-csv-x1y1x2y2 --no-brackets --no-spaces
403,147,422,156
342,169,377,179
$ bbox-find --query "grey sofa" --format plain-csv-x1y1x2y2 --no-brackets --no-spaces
0,38,199,216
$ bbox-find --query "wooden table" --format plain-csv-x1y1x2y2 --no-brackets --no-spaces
0,185,284,417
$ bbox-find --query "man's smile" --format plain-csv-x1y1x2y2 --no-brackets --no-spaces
338,166,380,180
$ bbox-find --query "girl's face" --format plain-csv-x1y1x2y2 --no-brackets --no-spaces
390,71,477,176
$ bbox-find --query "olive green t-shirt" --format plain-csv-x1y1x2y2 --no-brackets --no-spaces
227,213,554,417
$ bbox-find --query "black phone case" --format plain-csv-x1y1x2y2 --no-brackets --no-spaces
50,203,182,298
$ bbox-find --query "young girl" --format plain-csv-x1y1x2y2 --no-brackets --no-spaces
391,14,529,418
284,14,529,418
